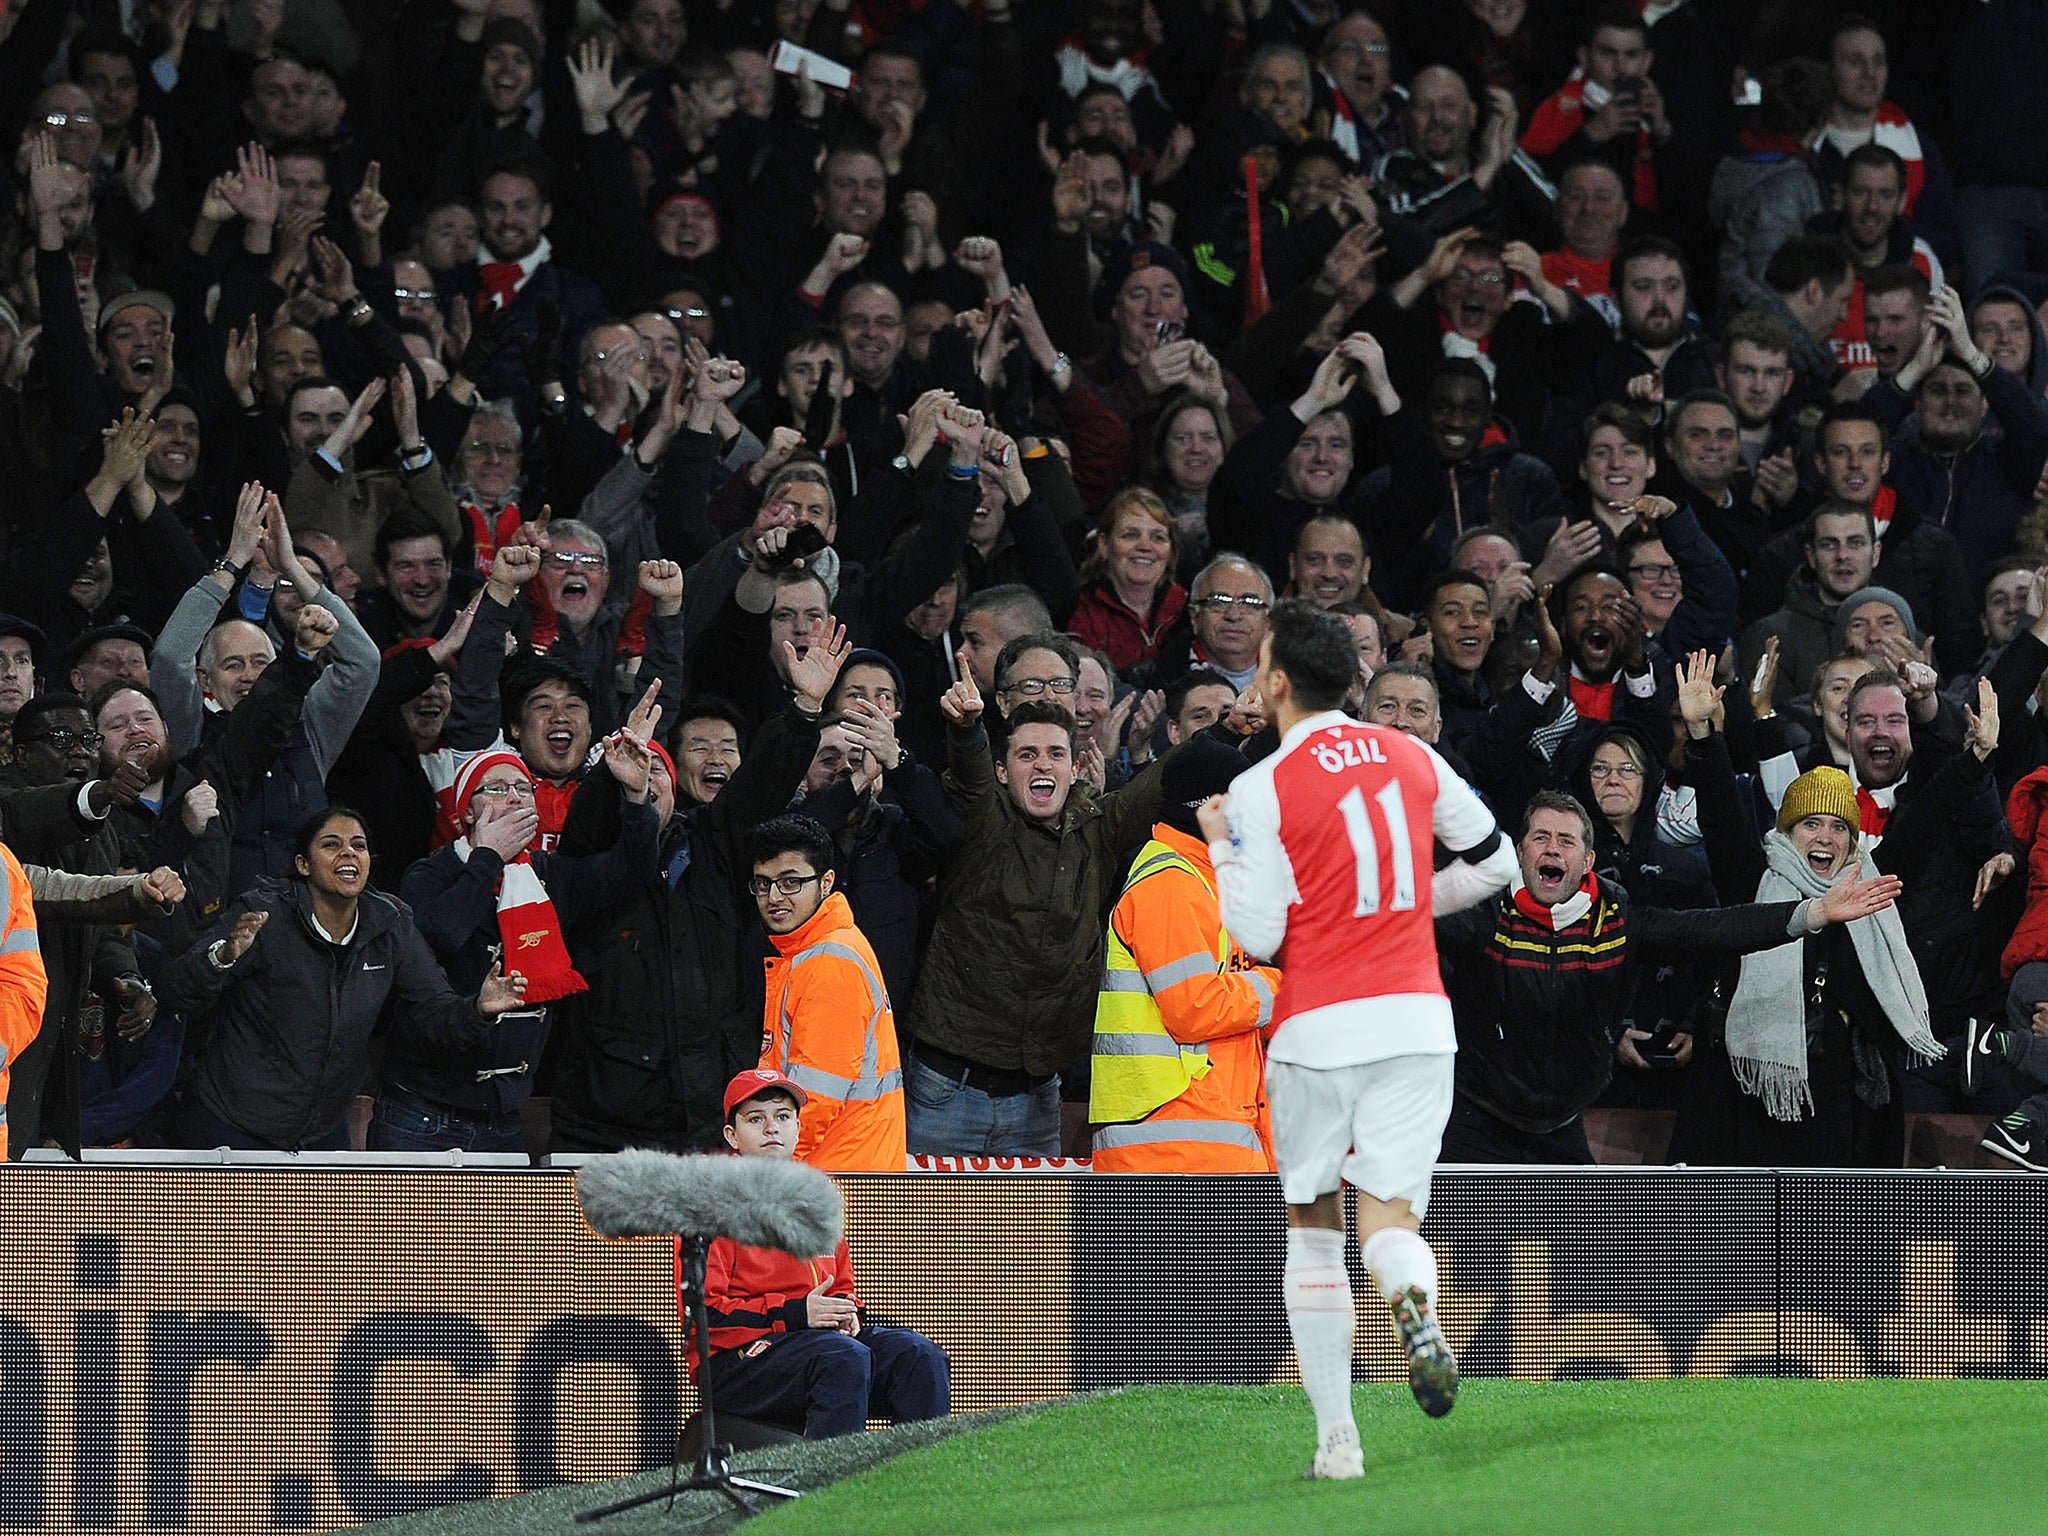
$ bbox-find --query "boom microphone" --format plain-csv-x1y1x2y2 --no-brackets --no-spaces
577,1150,844,1259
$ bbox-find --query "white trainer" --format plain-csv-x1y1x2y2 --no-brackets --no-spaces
1306,1441,1365,1480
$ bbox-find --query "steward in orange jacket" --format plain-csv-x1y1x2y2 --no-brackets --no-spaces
0,844,48,1160
1089,740,1281,1172
760,886,906,1172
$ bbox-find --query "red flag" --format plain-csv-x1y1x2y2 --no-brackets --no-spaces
1243,155,1270,326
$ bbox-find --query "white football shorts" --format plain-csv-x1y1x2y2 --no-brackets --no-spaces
1267,1053,1454,1213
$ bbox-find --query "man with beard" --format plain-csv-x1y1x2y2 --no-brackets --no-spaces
1869,283,2048,585
1569,237,1719,426
1834,671,2009,1039
1434,789,1901,1163
1525,564,1673,746
548,649,848,1154
0,693,161,1155
89,606,332,930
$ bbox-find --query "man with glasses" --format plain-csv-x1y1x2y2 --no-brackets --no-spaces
382,739,659,1153
1318,10,1403,167
749,813,905,1171
1186,556,1273,692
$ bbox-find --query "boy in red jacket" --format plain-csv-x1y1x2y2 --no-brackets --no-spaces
684,1070,951,1438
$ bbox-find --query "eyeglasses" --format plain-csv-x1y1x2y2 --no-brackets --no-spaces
664,306,712,322
999,676,1078,697
1327,40,1391,58
45,111,95,127
393,286,439,303
1588,761,1642,781
594,346,650,364
1445,269,1507,287
1626,562,1680,582
749,872,823,897
472,781,534,800
1195,593,1271,613
546,551,605,569
23,729,103,752
465,440,518,459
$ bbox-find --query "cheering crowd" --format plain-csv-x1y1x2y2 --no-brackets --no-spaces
2,0,2048,1171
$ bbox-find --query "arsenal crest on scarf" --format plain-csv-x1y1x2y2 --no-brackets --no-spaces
451,750,588,1004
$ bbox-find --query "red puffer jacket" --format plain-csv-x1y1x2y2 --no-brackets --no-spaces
2000,768,2048,978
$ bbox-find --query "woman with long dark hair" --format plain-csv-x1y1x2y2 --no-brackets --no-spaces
162,806,529,1151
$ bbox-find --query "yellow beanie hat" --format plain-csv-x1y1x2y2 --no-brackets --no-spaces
1778,766,1860,833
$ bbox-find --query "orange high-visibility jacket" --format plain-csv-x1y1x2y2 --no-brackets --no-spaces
761,893,906,1172
0,846,49,1159
1092,823,1279,1172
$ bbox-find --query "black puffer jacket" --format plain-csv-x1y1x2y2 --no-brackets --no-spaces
1437,876,1799,1133
546,701,824,1153
161,878,488,1150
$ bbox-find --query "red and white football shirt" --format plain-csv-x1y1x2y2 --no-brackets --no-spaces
1215,711,1500,1069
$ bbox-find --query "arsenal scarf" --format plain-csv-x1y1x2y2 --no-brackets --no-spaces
1512,869,1600,930
452,836,587,1004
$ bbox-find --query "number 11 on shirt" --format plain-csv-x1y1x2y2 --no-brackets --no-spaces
1337,780,1416,916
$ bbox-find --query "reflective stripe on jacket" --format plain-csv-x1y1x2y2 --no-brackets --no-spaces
0,847,48,1159
1089,824,1277,1172
762,892,906,1172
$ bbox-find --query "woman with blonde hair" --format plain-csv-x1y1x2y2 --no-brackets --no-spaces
1069,488,1188,672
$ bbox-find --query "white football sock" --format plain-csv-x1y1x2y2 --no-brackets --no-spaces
1284,1226,1357,1449
1361,1225,1439,1314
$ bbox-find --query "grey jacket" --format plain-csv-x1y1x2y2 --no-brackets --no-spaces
1710,154,1826,318
150,572,380,777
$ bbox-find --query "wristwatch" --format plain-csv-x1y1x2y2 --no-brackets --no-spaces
207,939,235,972
1050,351,1073,380
210,554,248,580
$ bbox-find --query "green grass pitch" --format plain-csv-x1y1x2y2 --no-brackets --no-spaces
337,1378,2031,1536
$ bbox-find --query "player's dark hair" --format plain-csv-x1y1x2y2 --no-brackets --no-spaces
1265,598,1355,711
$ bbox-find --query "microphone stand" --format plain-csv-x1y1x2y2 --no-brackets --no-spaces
577,1234,802,1522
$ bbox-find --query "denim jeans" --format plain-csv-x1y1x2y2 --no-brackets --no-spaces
368,1089,527,1153
903,1054,1061,1156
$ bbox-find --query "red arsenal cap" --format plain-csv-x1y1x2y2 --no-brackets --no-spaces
723,1068,809,1117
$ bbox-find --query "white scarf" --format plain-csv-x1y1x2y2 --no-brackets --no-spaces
1724,831,1939,1121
